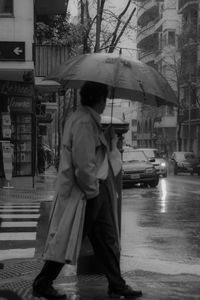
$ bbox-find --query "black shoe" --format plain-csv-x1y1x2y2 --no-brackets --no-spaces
33,282,66,300
108,285,142,299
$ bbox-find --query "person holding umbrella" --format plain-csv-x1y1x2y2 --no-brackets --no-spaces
32,81,143,299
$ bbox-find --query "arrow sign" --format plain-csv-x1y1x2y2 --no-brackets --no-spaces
13,47,23,56
0,42,25,61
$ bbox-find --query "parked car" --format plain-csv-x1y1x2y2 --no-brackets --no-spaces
122,147,159,188
137,148,168,177
170,151,200,175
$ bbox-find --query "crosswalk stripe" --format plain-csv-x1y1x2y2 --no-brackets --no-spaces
1,221,37,227
0,232,36,240
0,201,41,260
0,248,35,260
0,208,39,212
0,204,40,207
0,214,40,219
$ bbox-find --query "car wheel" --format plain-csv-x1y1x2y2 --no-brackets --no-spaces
149,178,159,188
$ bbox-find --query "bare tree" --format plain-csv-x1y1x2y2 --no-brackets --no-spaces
77,0,137,53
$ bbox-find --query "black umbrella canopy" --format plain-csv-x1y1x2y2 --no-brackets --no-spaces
46,53,178,107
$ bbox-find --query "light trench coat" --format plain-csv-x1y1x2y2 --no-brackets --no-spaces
43,106,121,265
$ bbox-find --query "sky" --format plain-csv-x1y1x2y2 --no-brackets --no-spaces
67,0,137,58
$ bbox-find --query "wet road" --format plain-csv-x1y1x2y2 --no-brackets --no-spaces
0,172,200,278
121,174,200,276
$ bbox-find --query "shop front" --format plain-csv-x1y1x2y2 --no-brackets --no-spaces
0,79,35,189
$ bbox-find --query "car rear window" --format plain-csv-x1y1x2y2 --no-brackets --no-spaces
184,153,195,159
141,149,161,158
123,151,147,162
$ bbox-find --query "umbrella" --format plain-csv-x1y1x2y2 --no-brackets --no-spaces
46,52,178,107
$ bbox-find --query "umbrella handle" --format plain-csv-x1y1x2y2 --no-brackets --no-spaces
110,87,116,125
109,87,116,151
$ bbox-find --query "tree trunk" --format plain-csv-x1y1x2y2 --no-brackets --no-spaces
94,0,101,52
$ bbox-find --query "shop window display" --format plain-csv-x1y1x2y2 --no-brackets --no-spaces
0,80,35,179
11,115,33,176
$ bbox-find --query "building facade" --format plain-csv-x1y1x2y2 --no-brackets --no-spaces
0,0,67,188
178,0,200,155
0,0,35,187
136,0,181,155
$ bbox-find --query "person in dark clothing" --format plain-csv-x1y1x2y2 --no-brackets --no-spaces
32,81,142,300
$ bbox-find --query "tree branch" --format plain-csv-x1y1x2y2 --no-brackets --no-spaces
108,0,135,53
112,7,136,51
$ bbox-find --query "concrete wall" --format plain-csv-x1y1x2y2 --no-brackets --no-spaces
0,0,34,62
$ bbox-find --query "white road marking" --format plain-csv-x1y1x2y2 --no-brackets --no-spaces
0,248,35,260
0,208,39,212
0,202,40,260
0,205,40,208
1,221,37,227
0,232,36,240
0,214,40,219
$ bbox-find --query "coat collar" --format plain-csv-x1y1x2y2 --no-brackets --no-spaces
79,105,108,149
79,105,101,128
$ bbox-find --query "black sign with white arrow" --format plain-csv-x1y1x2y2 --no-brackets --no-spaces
0,42,25,61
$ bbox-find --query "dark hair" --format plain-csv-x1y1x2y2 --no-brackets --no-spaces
80,81,108,107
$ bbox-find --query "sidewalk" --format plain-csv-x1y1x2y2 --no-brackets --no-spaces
0,168,200,299
0,165,57,202
0,257,200,300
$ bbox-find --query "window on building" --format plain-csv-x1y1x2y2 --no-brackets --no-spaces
168,31,176,46
137,122,141,133
131,119,137,127
144,120,148,132
158,32,163,50
162,32,167,47
0,0,13,16
165,0,176,9
132,131,137,140
166,105,174,116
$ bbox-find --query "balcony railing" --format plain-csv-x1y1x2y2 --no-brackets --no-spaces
34,44,69,77
181,108,200,122
138,49,155,63
137,0,161,22
178,0,198,12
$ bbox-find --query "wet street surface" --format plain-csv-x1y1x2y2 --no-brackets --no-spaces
121,175,200,276
0,170,200,299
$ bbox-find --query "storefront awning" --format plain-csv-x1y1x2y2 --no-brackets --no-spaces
0,62,34,82
35,0,67,15
35,77,62,92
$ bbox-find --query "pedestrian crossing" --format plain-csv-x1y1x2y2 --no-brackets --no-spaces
0,202,40,261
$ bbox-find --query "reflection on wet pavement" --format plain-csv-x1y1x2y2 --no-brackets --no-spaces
121,177,200,275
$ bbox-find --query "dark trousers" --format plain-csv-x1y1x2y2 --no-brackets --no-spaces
34,181,125,290
83,180,125,290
